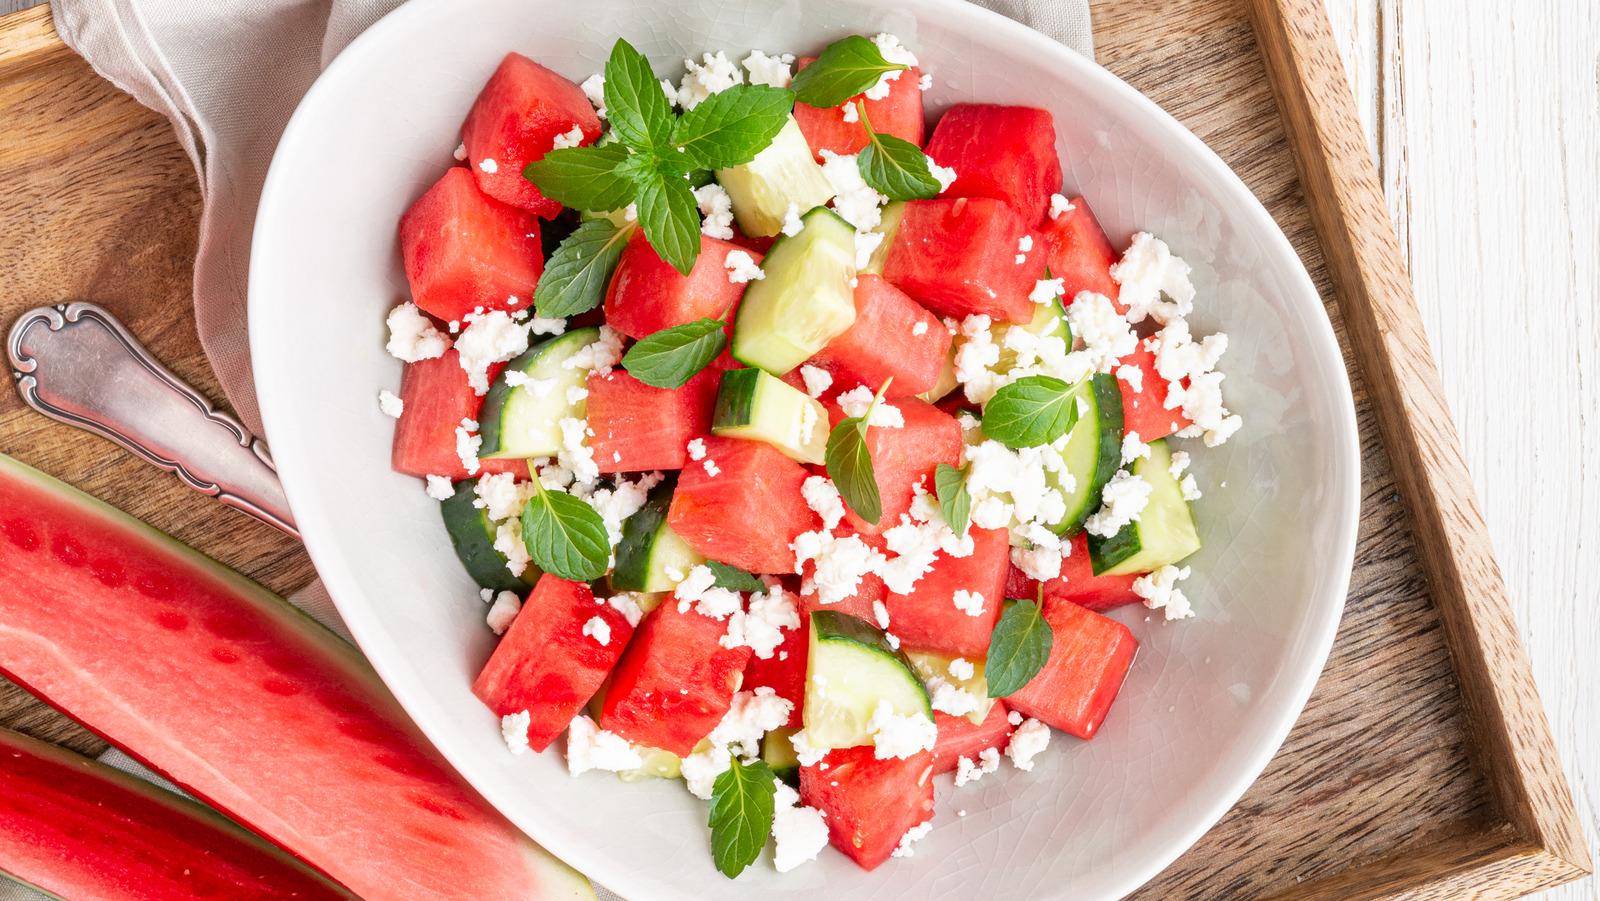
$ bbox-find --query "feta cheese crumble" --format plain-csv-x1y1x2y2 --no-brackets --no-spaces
1005,718,1051,771
1133,564,1194,620
949,658,976,681
912,320,929,336
501,711,531,755
551,124,585,150
1110,232,1196,324
695,182,735,239
676,51,744,109
424,474,454,501
818,150,887,232
454,420,482,475
890,821,933,858
722,583,801,658
486,591,522,635
673,564,743,620
582,615,612,646
771,781,829,872
385,302,450,362
686,438,708,460
1084,470,1152,538
954,746,1001,787
478,157,499,174
724,249,765,283
866,699,937,759
927,157,957,192
927,675,982,717
565,715,644,775
952,589,984,617
836,386,904,427
1048,193,1076,219
1121,431,1151,466
378,389,405,418
854,230,884,269
742,50,796,88
781,202,804,237
581,74,607,118
681,687,795,798
1066,291,1139,373
799,364,833,399
456,309,531,395
1029,277,1064,306
703,458,721,476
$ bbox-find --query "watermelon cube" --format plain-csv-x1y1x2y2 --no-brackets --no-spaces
931,703,1015,775
924,104,1062,223
1115,343,1192,442
805,275,950,398
391,350,528,481
800,746,935,871
461,52,602,218
1038,194,1123,312
604,230,755,340
399,168,545,324
792,58,925,161
882,197,1043,324
1044,534,1142,613
472,575,634,753
587,369,719,473
600,599,752,755
821,397,962,536
882,526,1009,658
740,622,808,729
667,437,820,574
1004,561,1039,603
1004,597,1138,739
796,526,890,625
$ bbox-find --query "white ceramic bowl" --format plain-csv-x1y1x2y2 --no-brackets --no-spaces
250,1,1361,897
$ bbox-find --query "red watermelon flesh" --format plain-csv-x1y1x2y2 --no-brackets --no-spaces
739,622,808,729
792,57,925,161
1004,562,1040,603
461,52,601,218
0,726,356,901
399,167,544,324
473,575,634,752
924,104,1061,223
1004,596,1138,739
931,703,1015,775
1038,194,1124,313
1116,342,1192,442
882,525,1009,658
667,436,820,574
587,368,719,473
599,599,752,756
799,746,935,871
1043,534,1143,613
391,351,529,481
0,454,588,901
797,526,890,625
604,230,755,341
882,197,1044,324
806,274,950,399
823,396,962,536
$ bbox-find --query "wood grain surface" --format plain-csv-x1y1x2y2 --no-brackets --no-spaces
0,2,1588,899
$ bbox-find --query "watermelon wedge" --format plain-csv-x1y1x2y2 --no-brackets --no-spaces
1115,343,1193,442
1004,596,1138,739
1037,194,1123,311
666,436,819,574
461,52,602,218
587,368,719,473
881,197,1044,324
0,453,592,901
392,351,529,481
923,104,1061,222
805,274,951,399
0,726,356,901
799,746,935,871
792,57,924,160
931,704,1015,775
739,617,808,729
399,167,545,323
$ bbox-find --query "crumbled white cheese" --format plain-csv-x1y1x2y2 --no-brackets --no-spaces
918,72,933,91
1005,718,1051,771
1110,232,1196,324
501,711,531,755
581,73,607,118
1121,431,1151,466
487,591,522,635
927,158,957,192
854,230,884,269
673,564,744,620
1133,564,1194,620
818,150,886,232
1008,709,1024,726
742,50,796,88
561,325,625,377
385,302,451,362
781,202,804,237
802,475,847,531
799,365,833,399
866,699,937,759
954,746,1001,787
676,51,744,109
695,182,735,240
551,124,585,150
566,385,589,406
836,386,904,427
789,728,829,767
1181,473,1202,500
1066,291,1139,373
1011,538,1065,582
771,780,829,872
558,417,599,487
1117,363,1145,394
792,529,886,606
952,589,984,617
587,472,662,562
494,518,533,577
1049,193,1076,219
927,675,982,717
605,591,648,628
578,615,611,646
478,157,499,174
565,715,643,775
911,320,929,337
455,420,482,476
378,389,405,418
1145,318,1240,446
948,658,976,682
839,101,860,123
453,142,468,161
890,821,932,858
424,474,455,501
873,599,891,629
703,458,721,477
1169,449,1192,479
863,33,917,101
681,687,795,798
1084,469,1153,538
1030,277,1064,306
686,438,707,461
724,249,765,284
722,585,800,658
456,309,531,395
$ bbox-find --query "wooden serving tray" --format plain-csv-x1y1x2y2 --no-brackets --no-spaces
0,2,1588,898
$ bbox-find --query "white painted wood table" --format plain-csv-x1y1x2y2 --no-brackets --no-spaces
0,0,1592,897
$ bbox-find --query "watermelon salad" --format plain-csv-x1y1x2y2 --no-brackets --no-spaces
379,33,1241,878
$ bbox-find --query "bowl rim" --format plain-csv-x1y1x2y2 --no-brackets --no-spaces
250,0,1362,897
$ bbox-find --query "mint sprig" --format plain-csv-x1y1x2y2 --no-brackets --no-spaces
981,375,1082,449
707,561,766,593
855,102,942,201
522,38,795,276
825,379,892,525
535,219,636,319
708,757,777,878
789,35,907,109
934,463,972,539
620,317,726,388
986,597,1054,697
520,481,610,581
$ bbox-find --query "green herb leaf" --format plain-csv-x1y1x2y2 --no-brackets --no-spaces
522,144,636,212
934,463,972,539
708,757,777,879
534,219,636,319
707,561,766,593
788,35,907,109
856,103,942,201
633,163,703,276
981,375,1081,448
671,84,796,169
620,318,726,388
603,38,674,152
825,380,892,525
986,599,1054,697
520,483,610,581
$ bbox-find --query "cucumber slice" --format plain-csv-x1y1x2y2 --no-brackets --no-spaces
993,296,1073,372
731,206,858,375
803,611,932,751
438,478,536,593
712,368,828,464
860,200,904,275
762,726,801,787
1053,373,1126,537
1089,438,1202,575
616,745,683,783
716,116,836,238
610,478,705,592
904,650,995,726
478,326,600,459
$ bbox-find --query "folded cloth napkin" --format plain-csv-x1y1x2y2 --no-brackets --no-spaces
1,3,1091,900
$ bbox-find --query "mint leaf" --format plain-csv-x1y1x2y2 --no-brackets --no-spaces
620,318,726,388
708,757,777,879
521,483,610,581
633,163,702,276
825,380,891,525
789,35,906,109
707,561,766,593
604,38,674,153
523,144,636,212
986,599,1054,697
671,84,795,169
534,219,636,319
981,375,1081,449
934,463,972,539
856,103,941,201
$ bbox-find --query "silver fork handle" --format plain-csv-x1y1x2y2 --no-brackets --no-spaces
7,303,298,539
